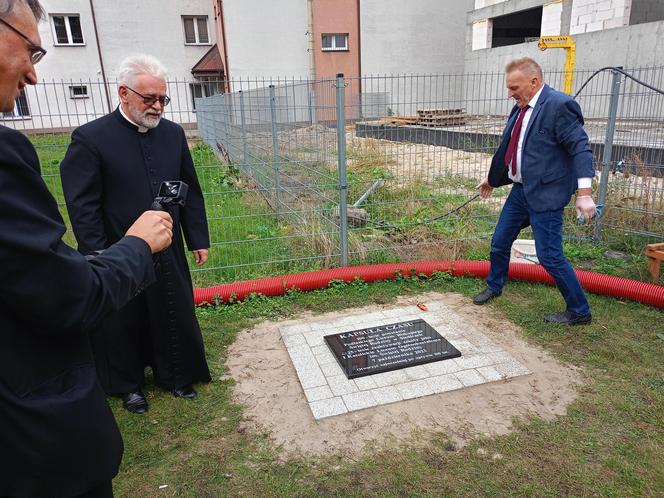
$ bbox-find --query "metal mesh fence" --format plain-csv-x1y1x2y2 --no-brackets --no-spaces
5,68,663,285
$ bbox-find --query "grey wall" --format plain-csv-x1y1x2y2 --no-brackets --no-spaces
469,0,553,23
464,20,664,116
360,0,473,114
630,0,664,25
466,20,664,73
361,0,472,75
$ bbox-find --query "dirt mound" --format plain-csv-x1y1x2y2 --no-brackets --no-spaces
225,292,582,457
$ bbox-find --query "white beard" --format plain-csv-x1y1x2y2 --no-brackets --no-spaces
127,102,162,129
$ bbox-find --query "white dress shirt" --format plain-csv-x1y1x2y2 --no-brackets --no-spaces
508,85,591,189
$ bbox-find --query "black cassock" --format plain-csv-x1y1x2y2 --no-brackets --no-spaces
0,125,154,496
61,109,211,393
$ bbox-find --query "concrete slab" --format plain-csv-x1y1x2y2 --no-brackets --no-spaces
279,299,531,420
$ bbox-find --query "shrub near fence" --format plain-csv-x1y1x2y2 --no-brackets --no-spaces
8,70,664,285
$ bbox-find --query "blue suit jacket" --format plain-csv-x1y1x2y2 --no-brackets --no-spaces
488,84,594,212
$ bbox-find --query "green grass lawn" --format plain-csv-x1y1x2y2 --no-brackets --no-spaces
27,134,664,496
31,134,659,287
110,274,664,497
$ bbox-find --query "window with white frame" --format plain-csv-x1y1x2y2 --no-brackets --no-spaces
321,33,348,51
51,14,84,45
189,79,222,110
182,16,210,45
1,89,30,119
69,85,88,99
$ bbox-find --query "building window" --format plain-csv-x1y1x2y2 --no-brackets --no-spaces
69,85,88,99
189,79,222,110
1,89,30,119
322,33,348,51
51,14,84,45
182,16,210,45
491,7,542,48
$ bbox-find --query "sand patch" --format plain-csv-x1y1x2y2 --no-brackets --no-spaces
225,292,582,456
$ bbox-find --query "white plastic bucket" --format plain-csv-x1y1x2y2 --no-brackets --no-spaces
510,239,539,264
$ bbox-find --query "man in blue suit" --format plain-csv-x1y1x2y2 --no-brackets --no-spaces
474,57,596,326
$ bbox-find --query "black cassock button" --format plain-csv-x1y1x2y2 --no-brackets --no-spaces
152,180,157,185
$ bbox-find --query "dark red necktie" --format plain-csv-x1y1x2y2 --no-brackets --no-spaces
504,106,528,176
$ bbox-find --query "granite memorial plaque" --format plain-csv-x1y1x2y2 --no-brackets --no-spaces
324,319,461,379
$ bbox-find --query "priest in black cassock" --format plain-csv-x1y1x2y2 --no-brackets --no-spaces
60,54,211,414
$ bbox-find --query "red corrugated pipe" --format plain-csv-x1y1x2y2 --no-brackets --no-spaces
193,261,664,309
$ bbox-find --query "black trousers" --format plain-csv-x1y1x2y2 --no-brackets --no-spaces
74,481,113,498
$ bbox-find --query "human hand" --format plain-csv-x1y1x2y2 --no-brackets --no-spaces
126,211,173,253
476,177,493,199
575,196,596,224
192,248,209,266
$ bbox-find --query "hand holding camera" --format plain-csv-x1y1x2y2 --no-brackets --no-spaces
126,211,173,254
126,181,188,253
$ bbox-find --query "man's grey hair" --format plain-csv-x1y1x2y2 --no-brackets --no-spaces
0,0,44,21
505,57,544,81
117,54,168,87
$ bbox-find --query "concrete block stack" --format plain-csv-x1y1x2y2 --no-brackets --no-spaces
570,0,631,34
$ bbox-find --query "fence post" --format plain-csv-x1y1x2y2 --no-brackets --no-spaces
219,94,228,152
269,85,282,221
308,81,317,125
238,90,250,177
336,73,349,267
593,68,622,241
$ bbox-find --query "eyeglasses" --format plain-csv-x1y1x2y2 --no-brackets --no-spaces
124,86,171,107
0,18,47,65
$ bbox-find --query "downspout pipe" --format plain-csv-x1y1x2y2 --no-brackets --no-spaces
307,0,316,81
89,0,112,113
218,0,231,93
193,261,664,309
356,0,361,100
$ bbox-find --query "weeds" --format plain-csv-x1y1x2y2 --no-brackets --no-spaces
28,133,662,285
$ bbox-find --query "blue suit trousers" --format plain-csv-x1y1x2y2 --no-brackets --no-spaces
487,184,591,316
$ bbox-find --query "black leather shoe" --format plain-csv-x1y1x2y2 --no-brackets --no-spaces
172,385,197,399
122,391,148,414
544,311,592,326
473,288,502,305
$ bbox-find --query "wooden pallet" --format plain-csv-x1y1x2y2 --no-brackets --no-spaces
377,109,467,127
417,108,464,117
415,108,466,127
417,116,466,126
417,121,466,127
379,116,418,125
645,242,664,283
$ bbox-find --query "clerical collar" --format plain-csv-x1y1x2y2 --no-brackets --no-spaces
118,105,149,133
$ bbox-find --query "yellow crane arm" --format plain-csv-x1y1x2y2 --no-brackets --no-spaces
538,35,576,95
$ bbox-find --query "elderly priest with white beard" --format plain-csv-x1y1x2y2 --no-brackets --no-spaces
60,54,211,414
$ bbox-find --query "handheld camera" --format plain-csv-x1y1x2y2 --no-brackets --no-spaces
151,181,189,211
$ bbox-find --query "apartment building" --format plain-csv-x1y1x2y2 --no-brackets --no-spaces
211,0,471,84
5,0,217,127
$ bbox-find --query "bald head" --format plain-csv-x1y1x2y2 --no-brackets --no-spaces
0,0,43,112
0,0,44,21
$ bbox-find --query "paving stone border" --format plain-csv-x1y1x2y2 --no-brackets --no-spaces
280,300,531,420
